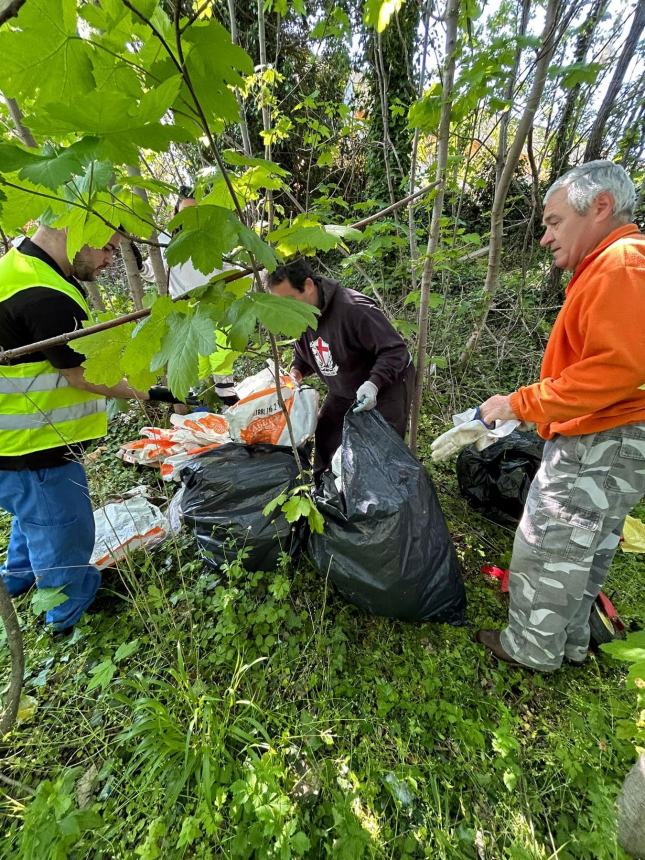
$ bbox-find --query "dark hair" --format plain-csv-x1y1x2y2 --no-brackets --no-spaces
267,258,320,292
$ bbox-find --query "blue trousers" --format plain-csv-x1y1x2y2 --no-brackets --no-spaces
0,461,100,630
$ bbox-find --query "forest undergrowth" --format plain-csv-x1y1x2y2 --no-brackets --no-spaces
1,261,643,860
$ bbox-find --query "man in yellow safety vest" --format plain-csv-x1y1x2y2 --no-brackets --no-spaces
0,225,176,630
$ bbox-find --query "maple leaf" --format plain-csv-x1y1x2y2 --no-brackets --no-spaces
70,318,135,386
152,308,217,399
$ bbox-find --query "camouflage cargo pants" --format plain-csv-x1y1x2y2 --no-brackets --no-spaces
500,422,645,672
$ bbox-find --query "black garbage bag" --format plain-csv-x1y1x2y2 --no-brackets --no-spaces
456,430,545,527
180,443,306,572
309,410,466,624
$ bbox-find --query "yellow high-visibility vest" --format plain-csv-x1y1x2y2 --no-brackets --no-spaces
0,248,107,457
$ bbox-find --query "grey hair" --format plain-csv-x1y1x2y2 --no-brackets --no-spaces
545,160,636,220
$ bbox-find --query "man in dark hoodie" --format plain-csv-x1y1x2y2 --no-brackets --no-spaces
268,259,415,481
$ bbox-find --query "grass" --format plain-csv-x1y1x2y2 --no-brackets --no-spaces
0,407,642,859
1,273,643,858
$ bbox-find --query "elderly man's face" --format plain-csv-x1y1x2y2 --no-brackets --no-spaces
540,188,615,272
72,233,121,281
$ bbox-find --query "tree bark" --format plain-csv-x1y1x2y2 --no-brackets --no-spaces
617,754,645,858
125,165,168,295
408,0,460,453
257,0,274,233
83,280,106,312
374,32,398,209
407,0,432,295
584,1,645,162
549,0,608,182
121,240,145,310
1,94,36,149
0,577,24,737
459,0,564,366
496,0,532,189
227,0,253,158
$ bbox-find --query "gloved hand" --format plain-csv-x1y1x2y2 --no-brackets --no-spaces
430,420,490,462
431,406,533,463
353,380,379,413
148,385,182,404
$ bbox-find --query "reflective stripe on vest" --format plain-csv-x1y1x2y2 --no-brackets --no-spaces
0,399,106,430
0,371,70,394
0,248,107,456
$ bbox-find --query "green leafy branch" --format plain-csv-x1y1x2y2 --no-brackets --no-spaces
601,631,645,751
263,485,325,535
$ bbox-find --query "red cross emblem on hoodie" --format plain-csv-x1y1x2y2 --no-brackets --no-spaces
310,336,338,376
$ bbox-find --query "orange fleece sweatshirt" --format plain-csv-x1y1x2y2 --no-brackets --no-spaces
510,224,645,439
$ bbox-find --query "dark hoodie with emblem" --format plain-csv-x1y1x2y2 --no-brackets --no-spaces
292,278,410,399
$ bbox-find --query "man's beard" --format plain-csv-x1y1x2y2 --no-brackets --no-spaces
71,254,98,281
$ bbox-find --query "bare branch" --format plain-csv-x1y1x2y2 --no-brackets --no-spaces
0,577,24,737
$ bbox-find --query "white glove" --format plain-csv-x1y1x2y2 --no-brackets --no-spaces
431,406,533,463
430,420,490,462
353,380,379,413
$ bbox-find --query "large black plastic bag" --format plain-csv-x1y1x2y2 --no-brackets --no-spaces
309,410,466,624
456,430,545,527
180,443,306,572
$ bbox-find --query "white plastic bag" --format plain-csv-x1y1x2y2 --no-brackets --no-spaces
331,446,342,493
169,412,231,446
226,368,318,447
91,492,169,569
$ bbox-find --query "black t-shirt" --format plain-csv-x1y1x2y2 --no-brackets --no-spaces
0,239,89,470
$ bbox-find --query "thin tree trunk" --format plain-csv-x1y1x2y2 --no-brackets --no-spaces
0,577,24,736
227,0,253,158
549,0,608,182
409,0,460,453
121,240,145,310
125,165,168,295
2,95,36,147
496,0,531,189
256,0,302,471
374,33,398,209
407,0,432,295
543,0,607,299
84,280,106,312
521,125,542,285
584,1,645,162
459,0,564,366
618,96,645,171
257,0,274,233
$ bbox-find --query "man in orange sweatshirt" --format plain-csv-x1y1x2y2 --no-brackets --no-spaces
475,160,645,672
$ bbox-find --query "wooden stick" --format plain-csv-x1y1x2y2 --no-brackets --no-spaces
0,267,253,363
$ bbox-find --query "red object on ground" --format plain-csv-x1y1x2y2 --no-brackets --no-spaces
596,591,626,632
481,564,626,637
481,565,510,593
